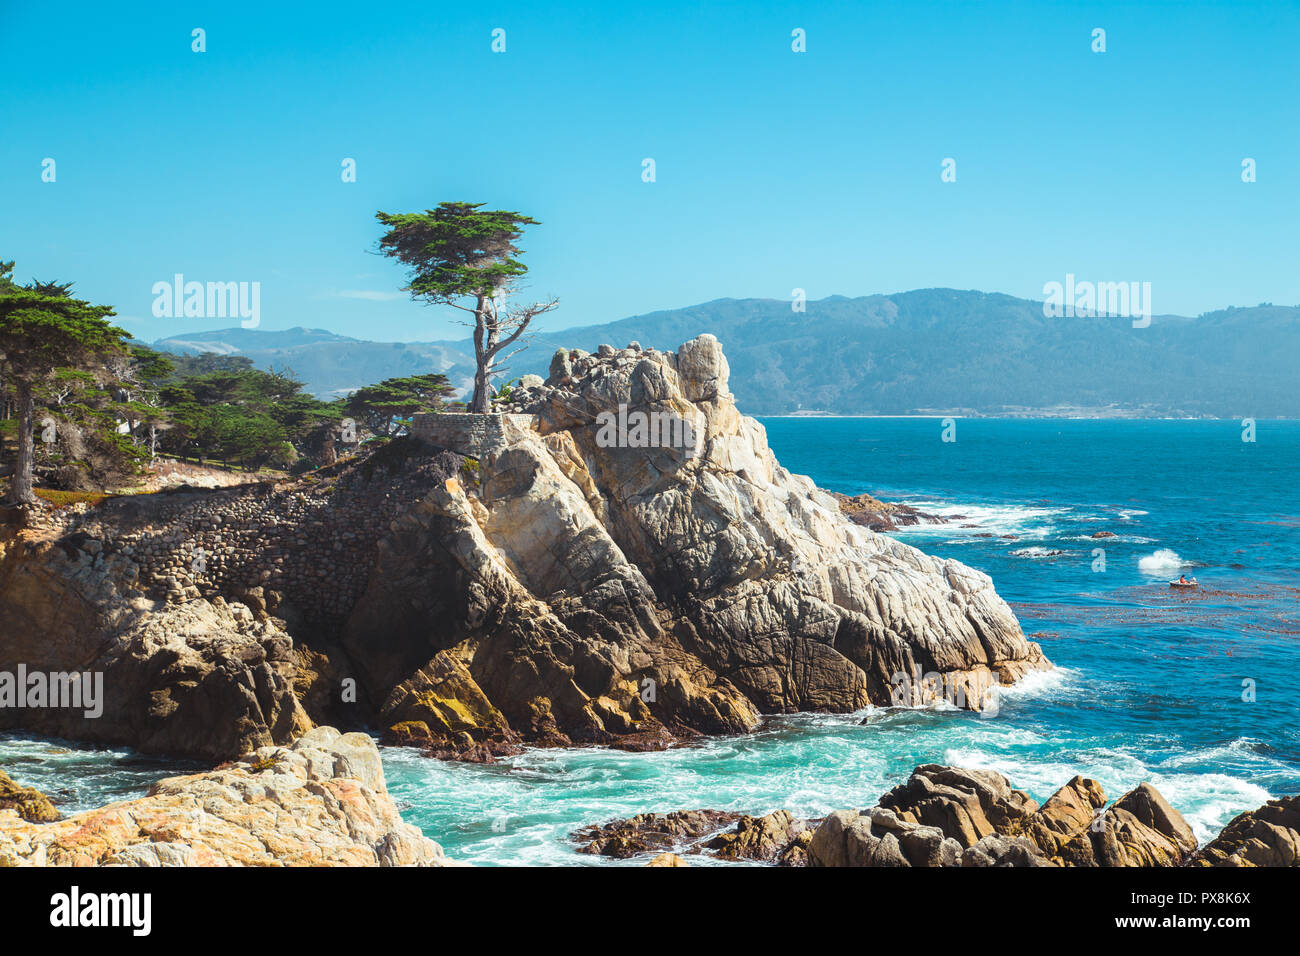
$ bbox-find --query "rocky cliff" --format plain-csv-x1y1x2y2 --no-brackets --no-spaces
808,765,1200,867
572,763,1300,868
809,765,1299,867
0,335,1047,759
0,451,461,757
0,727,455,866
0,530,311,759
346,335,1048,753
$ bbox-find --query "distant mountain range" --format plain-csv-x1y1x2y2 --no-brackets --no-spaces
150,328,477,401
148,290,1300,417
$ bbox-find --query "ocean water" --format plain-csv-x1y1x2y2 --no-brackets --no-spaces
4,419,1298,865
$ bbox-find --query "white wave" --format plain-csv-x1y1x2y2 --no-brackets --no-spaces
897,501,1072,539
936,743,1268,843
935,749,1099,800
1140,772,1272,845
1157,737,1276,770
1063,534,1156,544
999,665,1078,701
1138,548,1193,574
1118,509,1149,519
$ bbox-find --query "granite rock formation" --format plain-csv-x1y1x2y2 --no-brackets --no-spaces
1,336,1047,759
808,765,1203,868
1191,795,1300,867
0,524,310,760
829,491,945,533
573,764,1290,868
0,769,59,823
343,336,1050,753
0,727,454,866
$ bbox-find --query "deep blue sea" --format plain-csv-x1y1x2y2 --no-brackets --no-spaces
4,419,1298,866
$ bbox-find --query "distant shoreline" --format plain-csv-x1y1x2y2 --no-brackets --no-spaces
758,414,1290,421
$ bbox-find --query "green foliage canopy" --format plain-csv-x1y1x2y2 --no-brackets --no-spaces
375,202,538,303
347,373,454,437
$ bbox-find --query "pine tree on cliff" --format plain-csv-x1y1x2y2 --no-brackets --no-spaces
347,373,455,437
0,261,126,505
374,202,558,413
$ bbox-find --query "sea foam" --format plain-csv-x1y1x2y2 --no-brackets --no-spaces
1138,548,1193,574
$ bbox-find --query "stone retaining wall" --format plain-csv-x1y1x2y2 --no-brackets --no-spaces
23,452,462,633
410,413,537,458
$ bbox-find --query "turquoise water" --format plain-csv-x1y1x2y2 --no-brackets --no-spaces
4,419,1298,865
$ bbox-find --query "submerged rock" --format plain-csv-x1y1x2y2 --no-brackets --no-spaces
830,491,945,532
699,809,810,863
575,809,742,858
0,727,455,867
576,807,813,864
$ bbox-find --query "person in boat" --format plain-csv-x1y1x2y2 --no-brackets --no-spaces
1178,575,1189,585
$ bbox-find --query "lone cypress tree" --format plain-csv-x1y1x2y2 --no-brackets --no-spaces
0,261,127,505
375,202,557,413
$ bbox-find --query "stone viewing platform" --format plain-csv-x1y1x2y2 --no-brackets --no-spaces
410,412,538,458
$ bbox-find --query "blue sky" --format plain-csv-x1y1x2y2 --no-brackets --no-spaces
2,0,1297,343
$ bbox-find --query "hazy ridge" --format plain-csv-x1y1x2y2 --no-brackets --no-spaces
150,289,1300,417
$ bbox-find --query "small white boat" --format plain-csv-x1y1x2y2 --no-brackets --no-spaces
1168,578,1199,589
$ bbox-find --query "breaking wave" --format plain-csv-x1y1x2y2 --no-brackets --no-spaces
1138,549,1194,574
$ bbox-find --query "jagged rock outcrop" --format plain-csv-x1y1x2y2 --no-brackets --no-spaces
0,450,472,760
0,727,455,866
809,807,966,867
1095,782,1199,867
808,765,1203,868
830,491,945,533
0,525,310,759
1,336,1047,760
381,650,522,761
878,764,1040,846
343,336,1049,752
700,809,810,863
1191,795,1300,867
575,809,742,859
575,807,812,864
1020,775,1107,863
575,765,1297,868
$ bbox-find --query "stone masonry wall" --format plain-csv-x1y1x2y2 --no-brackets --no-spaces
22,451,462,634
410,413,537,458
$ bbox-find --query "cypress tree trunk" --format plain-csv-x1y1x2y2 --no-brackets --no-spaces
470,295,494,414
9,379,37,505
470,366,492,413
